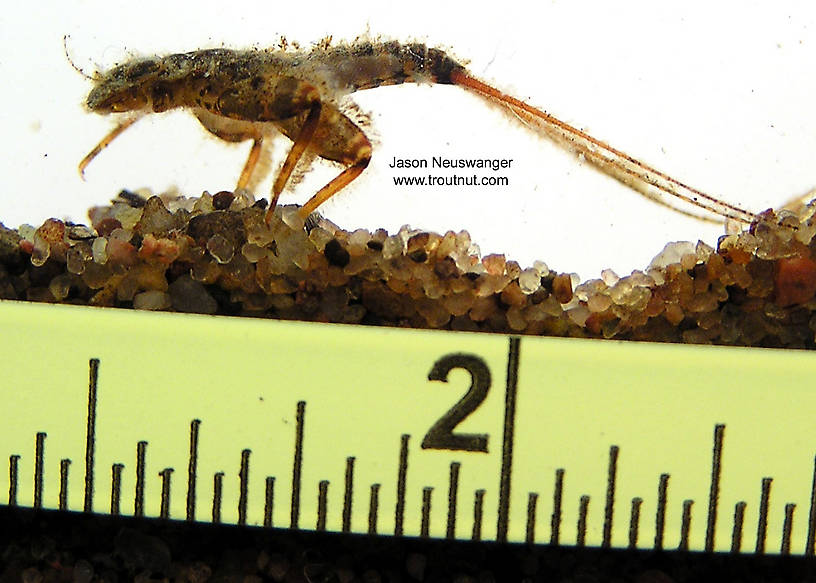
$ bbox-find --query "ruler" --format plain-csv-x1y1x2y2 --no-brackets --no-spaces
2,299,816,555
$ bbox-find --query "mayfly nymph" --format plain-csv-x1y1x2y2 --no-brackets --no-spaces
79,39,758,225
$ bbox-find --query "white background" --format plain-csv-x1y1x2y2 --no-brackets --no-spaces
1,2,813,279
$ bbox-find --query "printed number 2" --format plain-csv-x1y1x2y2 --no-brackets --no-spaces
421,353,491,452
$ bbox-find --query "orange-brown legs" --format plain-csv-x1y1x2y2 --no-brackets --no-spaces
236,137,263,190
265,102,323,223
268,101,374,222
298,157,371,219
84,97,371,224
193,110,267,192
79,116,141,178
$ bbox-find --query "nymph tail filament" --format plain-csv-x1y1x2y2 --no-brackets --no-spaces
450,70,758,225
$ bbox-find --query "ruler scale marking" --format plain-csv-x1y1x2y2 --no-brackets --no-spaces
111,463,123,515
83,358,99,513
134,441,147,517
3,302,816,554
290,401,305,529
316,480,329,531
577,495,590,547
446,461,460,539
368,483,380,535
238,449,250,526
629,497,642,549
655,474,669,551
526,492,538,545
782,503,795,555
420,486,432,538
342,457,355,533
212,472,223,523
159,468,173,519
679,500,693,551
731,501,746,553
496,336,521,543
705,424,725,552
58,458,70,511
756,477,773,554
551,468,564,546
473,489,485,541
264,476,275,527
186,419,201,522
8,455,19,506
602,445,619,548
33,432,45,510
395,434,409,536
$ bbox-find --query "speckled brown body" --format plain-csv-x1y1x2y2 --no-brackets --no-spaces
82,41,466,220
80,38,759,225
86,42,464,115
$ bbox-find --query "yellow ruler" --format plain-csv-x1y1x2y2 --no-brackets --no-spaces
2,299,816,555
